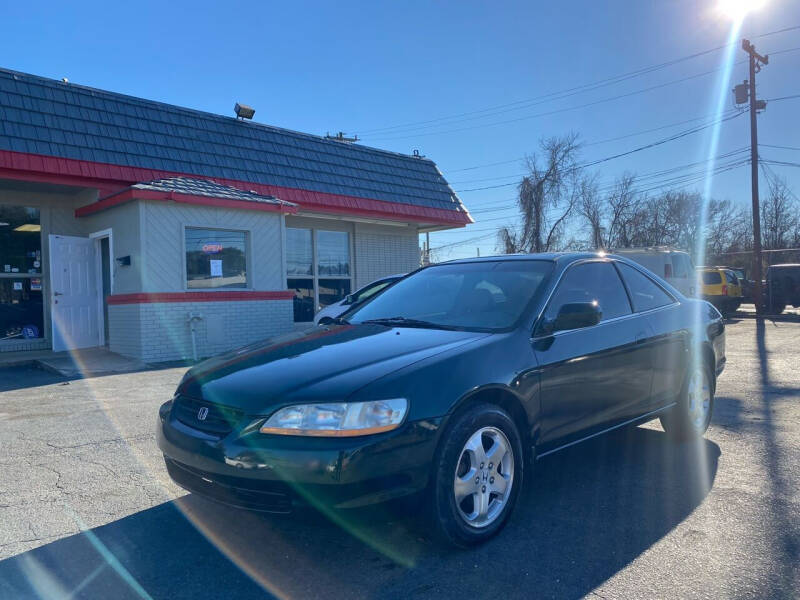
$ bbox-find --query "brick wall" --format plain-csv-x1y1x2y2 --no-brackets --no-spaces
108,299,293,363
108,304,142,358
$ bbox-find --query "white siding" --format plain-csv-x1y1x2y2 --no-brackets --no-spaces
353,223,420,288
81,201,142,294
141,201,284,292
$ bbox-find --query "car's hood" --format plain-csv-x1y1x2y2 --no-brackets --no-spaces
314,300,345,323
179,324,488,413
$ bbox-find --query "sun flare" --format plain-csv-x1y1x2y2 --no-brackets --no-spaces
717,0,767,20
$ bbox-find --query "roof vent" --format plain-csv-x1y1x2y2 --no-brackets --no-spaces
234,103,255,120
325,131,359,143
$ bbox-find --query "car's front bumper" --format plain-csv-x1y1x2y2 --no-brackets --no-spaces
157,400,443,512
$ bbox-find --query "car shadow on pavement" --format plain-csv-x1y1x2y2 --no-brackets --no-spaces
0,425,720,600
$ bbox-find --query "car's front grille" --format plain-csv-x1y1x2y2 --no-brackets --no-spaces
173,395,244,437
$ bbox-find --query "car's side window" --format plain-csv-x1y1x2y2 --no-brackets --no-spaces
616,262,674,312
544,262,632,325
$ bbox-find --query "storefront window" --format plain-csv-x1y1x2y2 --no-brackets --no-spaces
317,230,350,276
0,206,41,275
319,279,351,308
185,228,247,289
286,228,352,322
1,206,44,341
0,279,44,340
287,278,315,322
286,228,313,275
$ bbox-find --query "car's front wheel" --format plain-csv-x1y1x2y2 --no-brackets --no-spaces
430,403,524,547
660,361,714,440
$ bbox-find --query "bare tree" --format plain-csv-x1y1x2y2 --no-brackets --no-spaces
604,174,639,249
498,134,583,253
761,174,799,251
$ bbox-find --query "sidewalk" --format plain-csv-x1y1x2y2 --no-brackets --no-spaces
0,347,147,377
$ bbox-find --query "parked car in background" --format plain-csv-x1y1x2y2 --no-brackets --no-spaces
697,267,742,316
613,247,696,297
158,253,725,547
765,264,800,314
314,274,404,325
727,267,753,302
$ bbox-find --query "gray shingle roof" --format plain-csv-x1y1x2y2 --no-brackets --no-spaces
0,68,465,215
124,177,296,207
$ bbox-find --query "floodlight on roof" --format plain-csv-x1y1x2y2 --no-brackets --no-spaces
234,103,255,120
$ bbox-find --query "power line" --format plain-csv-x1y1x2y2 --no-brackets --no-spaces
356,25,800,137
454,111,745,192
761,144,800,152
369,63,746,142
449,124,744,185
761,159,800,168
436,155,751,235
430,156,751,252
463,148,750,215
442,88,800,176
374,47,800,143
760,161,800,204
430,232,496,252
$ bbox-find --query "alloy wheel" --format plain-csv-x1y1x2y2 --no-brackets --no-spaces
453,426,514,528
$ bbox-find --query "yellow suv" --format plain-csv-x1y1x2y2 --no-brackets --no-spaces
697,267,743,316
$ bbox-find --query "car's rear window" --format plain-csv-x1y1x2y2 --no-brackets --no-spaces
724,271,739,285
702,271,723,285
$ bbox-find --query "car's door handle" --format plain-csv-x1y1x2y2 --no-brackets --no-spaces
53,292,64,296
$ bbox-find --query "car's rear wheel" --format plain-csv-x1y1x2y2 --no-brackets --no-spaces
430,403,523,547
660,361,714,440
769,302,786,315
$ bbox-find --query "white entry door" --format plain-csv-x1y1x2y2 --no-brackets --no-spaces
49,235,100,352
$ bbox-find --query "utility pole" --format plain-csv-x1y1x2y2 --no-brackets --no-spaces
742,39,768,312
425,231,430,265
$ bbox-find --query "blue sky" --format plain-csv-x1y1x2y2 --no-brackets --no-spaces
4,0,799,259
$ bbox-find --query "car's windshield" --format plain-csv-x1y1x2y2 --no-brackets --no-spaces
347,260,553,331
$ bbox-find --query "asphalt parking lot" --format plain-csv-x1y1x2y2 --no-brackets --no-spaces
1,316,798,599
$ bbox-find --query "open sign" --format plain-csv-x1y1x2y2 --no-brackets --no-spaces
202,243,224,254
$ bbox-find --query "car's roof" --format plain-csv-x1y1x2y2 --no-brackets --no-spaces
440,252,611,266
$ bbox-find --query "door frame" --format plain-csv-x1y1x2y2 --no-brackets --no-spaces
89,228,114,347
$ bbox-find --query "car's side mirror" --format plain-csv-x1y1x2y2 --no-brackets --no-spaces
552,302,602,333
344,294,354,305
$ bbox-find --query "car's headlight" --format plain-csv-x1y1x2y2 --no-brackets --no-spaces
259,399,408,437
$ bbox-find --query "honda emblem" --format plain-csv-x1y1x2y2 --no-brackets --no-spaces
197,406,209,421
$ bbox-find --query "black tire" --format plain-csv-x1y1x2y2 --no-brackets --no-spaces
769,303,786,315
429,403,524,547
660,359,715,441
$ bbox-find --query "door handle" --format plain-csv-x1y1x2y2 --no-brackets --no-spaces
53,292,64,296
